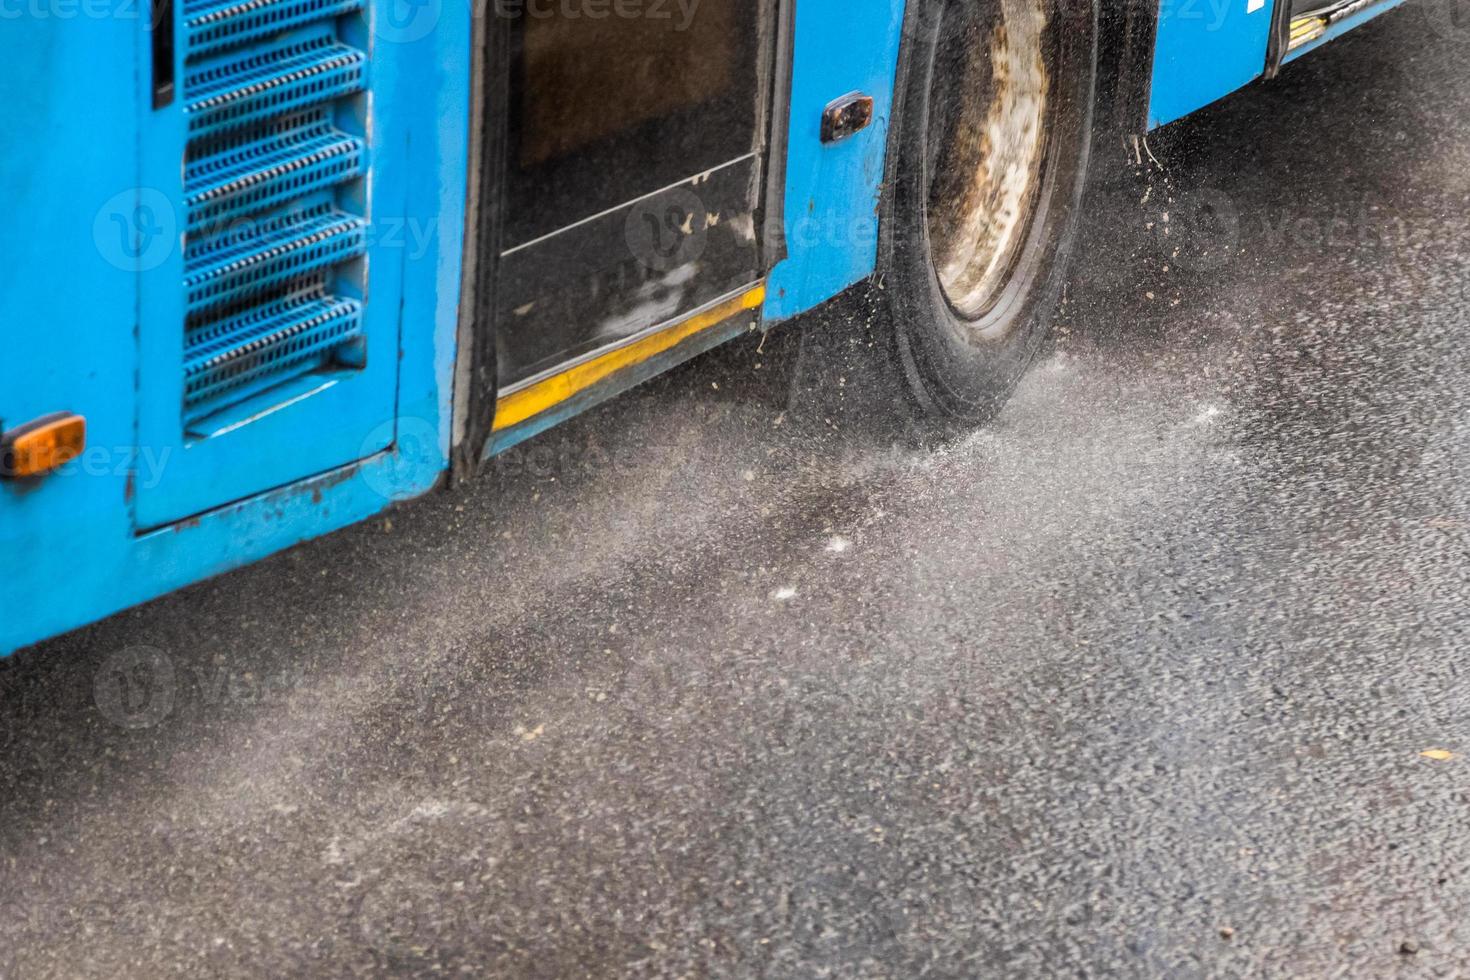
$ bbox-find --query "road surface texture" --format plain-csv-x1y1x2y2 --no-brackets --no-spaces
5,6,1470,977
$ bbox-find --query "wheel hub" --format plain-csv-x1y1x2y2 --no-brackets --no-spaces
925,0,1055,321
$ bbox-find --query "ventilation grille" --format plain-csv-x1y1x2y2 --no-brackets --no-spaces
185,108,365,234
185,287,363,406
184,32,366,142
186,0,364,60
180,2,368,422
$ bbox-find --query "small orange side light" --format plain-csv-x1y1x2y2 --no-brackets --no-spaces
1,413,86,479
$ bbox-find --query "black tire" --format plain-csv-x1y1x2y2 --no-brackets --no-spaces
879,0,1099,423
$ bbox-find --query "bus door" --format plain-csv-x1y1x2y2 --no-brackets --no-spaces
489,1,777,395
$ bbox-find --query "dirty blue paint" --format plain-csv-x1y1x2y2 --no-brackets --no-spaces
10,0,1403,655
764,0,906,320
0,2,469,655
1284,0,1411,63
1149,0,1277,128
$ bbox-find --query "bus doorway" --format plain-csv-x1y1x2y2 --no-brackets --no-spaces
470,0,781,449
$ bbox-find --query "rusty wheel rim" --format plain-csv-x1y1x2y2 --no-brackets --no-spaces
925,0,1057,325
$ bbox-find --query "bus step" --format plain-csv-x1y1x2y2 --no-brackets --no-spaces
1287,0,1387,51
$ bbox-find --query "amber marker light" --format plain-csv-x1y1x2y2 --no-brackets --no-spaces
1,413,87,479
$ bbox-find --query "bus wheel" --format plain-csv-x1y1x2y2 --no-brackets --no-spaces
880,0,1097,424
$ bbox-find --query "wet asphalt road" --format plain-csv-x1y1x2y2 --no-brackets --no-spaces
6,6,1470,977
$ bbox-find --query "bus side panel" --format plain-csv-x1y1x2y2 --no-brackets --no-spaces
1,4,469,656
0,13,141,644
763,0,906,320
1149,0,1277,128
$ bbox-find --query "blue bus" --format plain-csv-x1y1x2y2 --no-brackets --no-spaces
0,0,1416,654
